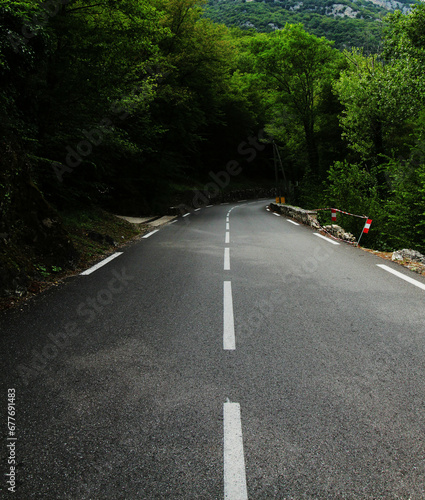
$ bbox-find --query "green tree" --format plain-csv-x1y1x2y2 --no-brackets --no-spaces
334,49,421,165
252,24,343,177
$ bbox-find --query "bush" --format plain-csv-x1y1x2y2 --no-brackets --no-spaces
323,161,382,245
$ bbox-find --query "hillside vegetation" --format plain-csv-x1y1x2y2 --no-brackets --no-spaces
205,0,413,49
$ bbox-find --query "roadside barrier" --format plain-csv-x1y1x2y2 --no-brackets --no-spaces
311,208,372,246
315,207,368,219
363,218,372,233
357,218,373,245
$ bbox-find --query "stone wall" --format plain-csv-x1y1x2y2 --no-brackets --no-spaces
269,203,318,227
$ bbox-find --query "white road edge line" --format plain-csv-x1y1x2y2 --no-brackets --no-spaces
377,264,425,291
183,213,190,217
80,252,123,275
169,220,177,225
224,248,230,270
206,205,214,208
225,232,230,244
313,233,340,245
273,213,280,217
142,229,160,239
223,401,248,500
194,208,201,212
223,281,235,350
287,220,299,225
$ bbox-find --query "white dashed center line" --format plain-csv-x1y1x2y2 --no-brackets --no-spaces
223,281,235,350
224,248,230,270
225,232,230,244
223,401,248,500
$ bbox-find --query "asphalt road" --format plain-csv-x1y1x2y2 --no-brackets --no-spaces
1,200,425,499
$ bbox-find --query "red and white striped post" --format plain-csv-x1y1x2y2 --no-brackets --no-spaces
357,218,372,246
331,209,337,223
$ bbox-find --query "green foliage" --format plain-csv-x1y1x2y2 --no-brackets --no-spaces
378,154,425,250
323,5,425,251
325,161,380,215
333,49,418,164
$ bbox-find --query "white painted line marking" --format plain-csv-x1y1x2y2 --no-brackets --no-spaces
80,252,123,275
221,202,229,205
226,222,230,231
194,208,201,212
287,219,299,225
223,282,235,350
142,229,160,239
266,208,270,212
183,213,190,217
273,213,280,217
224,248,230,270
168,220,177,225
225,232,230,244
223,401,248,500
377,264,425,291
313,233,340,245
237,200,247,203
206,204,213,208
226,217,230,222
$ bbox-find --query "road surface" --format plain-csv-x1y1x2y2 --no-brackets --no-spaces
1,200,425,499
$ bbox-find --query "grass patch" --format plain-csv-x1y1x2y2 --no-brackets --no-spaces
0,207,143,309
61,207,140,268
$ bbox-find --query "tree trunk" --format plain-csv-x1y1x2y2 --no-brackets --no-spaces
303,120,319,173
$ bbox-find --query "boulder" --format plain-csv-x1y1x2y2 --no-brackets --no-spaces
323,225,356,242
392,249,425,264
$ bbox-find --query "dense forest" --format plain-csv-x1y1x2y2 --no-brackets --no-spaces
1,0,425,296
